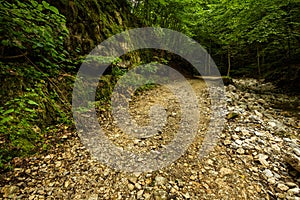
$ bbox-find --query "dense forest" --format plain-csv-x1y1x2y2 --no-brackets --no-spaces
0,0,299,199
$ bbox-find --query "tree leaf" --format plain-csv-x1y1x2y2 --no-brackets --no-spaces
3,108,15,115
27,100,39,106
0,116,13,124
49,6,59,15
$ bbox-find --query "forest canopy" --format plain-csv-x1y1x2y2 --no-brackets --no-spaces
131,0,300,80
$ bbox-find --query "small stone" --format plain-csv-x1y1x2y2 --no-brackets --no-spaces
143,193,151,200
258,154,269,167
232,134,239,140
284,153,300,172
128,184,135,191
263,169,273,178
155,176,166,185
170,187,177,194
64,181,70,188
135,183,142,190
294,148,300,157
287,187,300,195
128,175,138,184
219,167,233,177
1,185,19,197
29,195,35,200
234,127,241,132
254,131,264,137
257,99,265,105
190,175,197,181
227,112,239,120
268,121,276,127
61,135,68,139
88,194,98,200
137,190,144,199
250,167,258,172
235,140,243,145
267,177,276,184
241,129,250,136
103,168,110,176
277,193,285,199
277,183,289,191
55,161,62,168
153,190,168,200
183,192,190,199
145,178,152,185
286,182,297,188
237,148,245,154
48,182,55,187
206,159,214,165
224,140,231,145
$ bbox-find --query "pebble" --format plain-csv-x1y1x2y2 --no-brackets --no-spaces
286,182,298,188
1,185,19,197
137,190,144,199
287,187,300,195
263,169,274,178
235,139,243,145
219,167,233,177
237,148,245,154
183,192,191,199
294,148,300,157
128,184,135,191
155,176,166,185
135,183,142,190
88,194,98,200
128,175,138,184
224,139,231,145
277,183,289,191
268,121,276,127
153,190,168,200
190,175,197,181
267,177,276,184
258,154,269,167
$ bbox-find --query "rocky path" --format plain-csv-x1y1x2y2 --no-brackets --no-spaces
1,78,299,199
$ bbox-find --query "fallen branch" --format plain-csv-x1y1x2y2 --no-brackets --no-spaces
0,51,28,59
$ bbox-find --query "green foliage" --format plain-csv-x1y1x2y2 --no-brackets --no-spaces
95,59,162,109
131,0,198,35
0,0,72,170
0,0,69,72
193,0,300,76
130,0,299,79
0,89,41,165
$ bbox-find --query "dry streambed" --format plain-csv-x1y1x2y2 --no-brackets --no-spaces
1,78,299,199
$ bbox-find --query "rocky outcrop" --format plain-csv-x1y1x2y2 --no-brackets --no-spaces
47,0,137,56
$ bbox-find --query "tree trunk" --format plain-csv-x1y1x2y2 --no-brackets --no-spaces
227,47,231,77
208,40,212,75
257,46,261,82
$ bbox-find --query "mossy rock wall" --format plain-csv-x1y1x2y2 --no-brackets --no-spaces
47,0,138,56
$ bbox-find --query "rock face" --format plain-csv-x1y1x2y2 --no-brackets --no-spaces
47,0,137,55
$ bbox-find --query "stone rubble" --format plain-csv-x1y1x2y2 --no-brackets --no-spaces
0,78,299,199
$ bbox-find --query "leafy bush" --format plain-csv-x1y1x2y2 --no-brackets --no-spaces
0,0,72,170
0,90,41,165
0,0,69,72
